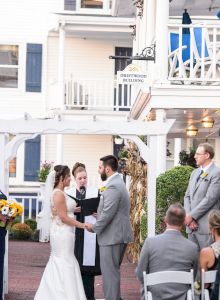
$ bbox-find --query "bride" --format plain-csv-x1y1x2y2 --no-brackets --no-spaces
34,165,87,300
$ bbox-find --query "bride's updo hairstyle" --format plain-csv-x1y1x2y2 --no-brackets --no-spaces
72,162,86,178
208,210,220,236
54,165,70,188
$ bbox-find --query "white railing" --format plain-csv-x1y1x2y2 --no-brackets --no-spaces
168,23,220,84
10,195,40,222
64,78,132,111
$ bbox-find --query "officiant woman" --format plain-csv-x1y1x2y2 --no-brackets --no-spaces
66,162,101,300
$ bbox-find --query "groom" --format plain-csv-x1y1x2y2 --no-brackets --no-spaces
85,155,133,300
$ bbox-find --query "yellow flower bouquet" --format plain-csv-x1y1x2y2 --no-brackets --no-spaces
0,199,23,230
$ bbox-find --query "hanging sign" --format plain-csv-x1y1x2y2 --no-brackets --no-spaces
117,64,147,85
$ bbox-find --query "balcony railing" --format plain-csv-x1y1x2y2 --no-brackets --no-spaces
64,78,133,111
11,195,40,223
168,23,220,84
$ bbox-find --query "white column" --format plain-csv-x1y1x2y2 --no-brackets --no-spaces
174,138,182,166
133,17,141,56
157,135,166,176
145,0,156,46
56,23,65,164
56,134,63,164
147,135,157,237
155,0,169,81
58,22,65,109
156,109,167,175
215,139,220,167
186,137,192,151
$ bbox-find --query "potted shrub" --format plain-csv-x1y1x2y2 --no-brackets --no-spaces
10,223,33,240
38,161,54,183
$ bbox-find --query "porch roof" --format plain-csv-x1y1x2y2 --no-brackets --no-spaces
170,0,220,17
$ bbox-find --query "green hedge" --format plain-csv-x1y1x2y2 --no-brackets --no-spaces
24,218,37,231
141,165,194,240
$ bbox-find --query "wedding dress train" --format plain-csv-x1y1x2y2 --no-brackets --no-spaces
34,189,86,300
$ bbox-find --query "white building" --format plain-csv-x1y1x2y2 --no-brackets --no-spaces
0,0,136,197
122,0,220,173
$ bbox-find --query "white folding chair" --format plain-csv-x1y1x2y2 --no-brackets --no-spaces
201,269,219,300
143,269,194,300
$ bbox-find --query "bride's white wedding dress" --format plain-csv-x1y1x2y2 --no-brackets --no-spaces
34,189,86,300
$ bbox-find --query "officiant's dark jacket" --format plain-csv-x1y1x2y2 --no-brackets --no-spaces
0,191,7,300
66,185,101,276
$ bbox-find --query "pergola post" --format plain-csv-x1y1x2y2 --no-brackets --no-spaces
147,135,157,237
1,133,36,298
121,134,157,237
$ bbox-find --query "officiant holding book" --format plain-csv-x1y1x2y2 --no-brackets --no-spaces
66,162,101,300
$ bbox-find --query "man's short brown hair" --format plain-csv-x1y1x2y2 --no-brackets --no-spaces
198,142,215,159
166,203,186,226
100,155,118,171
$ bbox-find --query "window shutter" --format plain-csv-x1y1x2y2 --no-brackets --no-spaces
26,44,42,92
24,135,41,181
64,0,76,10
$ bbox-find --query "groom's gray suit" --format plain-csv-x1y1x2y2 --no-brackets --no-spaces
184,163,220,250
92,173,133,300
136,230,198,300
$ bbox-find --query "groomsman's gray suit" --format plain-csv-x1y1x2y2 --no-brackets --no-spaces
136,230,198,300
92,173,133,300
184,163,220,250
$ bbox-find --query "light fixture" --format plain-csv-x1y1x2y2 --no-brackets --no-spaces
114,136,124,145
202,116,214,128
186,125,198,137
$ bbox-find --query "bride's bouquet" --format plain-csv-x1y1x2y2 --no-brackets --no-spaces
0,199,23,230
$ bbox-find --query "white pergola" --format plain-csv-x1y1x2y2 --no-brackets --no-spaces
0,114,175,295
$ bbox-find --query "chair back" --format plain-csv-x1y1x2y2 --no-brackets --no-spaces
170,32,191,63
201,269,220,300
143,269,194,300
192,27,209,59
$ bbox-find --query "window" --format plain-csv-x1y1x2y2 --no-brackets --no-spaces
81,0,103,8
0,45,18,88
64,0,111,13
9,158,16,177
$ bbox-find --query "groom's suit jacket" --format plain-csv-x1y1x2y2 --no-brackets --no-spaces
136,230,198,300
92,173,133,246
184,163,220,234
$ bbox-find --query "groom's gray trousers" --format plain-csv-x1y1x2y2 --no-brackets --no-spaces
99,243,127,300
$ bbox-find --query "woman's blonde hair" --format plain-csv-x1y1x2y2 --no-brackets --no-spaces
208,210,220,235
72,162,86,178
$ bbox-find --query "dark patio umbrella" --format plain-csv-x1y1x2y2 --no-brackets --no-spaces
182,9,192,34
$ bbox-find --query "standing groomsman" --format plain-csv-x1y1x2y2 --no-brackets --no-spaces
0,190,7,300
184,143,220,250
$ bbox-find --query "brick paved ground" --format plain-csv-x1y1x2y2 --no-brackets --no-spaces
5,241,140,300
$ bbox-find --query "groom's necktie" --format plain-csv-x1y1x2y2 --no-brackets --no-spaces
196,169,204,182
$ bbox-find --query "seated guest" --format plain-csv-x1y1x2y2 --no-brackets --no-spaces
136,203,198,300
200,210,220,298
